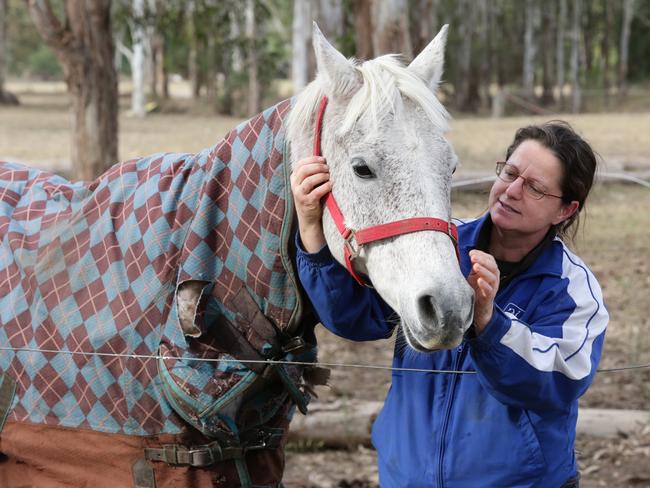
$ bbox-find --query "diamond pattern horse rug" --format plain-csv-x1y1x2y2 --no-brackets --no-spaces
0,99,319,488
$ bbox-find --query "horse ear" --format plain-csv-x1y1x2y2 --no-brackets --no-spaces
313,22,361,98
408,24,449,92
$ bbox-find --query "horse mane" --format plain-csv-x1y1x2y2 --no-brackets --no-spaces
287,54,450,145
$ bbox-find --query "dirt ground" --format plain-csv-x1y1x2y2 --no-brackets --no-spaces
2,85,649,487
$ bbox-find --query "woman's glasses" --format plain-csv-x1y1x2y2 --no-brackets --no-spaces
495,162,563,200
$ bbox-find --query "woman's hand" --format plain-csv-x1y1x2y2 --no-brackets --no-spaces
467,250,500,334
290,156,332,253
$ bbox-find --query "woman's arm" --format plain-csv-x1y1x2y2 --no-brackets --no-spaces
291,156,395,341
468,259,608,412
296,238,395,341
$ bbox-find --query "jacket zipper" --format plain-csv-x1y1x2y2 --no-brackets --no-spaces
436,342,467,488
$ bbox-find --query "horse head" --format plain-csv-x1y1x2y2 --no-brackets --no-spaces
287,24,474,351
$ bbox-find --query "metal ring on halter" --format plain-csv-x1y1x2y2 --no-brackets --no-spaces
343,231,361,260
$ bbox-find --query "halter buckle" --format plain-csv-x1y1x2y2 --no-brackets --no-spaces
343,231,361,260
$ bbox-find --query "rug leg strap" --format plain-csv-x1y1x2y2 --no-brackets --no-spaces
0,373,16,434
143,427,284,467
132,458,156,488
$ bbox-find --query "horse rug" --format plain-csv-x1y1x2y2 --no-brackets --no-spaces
0,98,321,487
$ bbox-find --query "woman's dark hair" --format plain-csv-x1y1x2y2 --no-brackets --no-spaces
505,120,598,240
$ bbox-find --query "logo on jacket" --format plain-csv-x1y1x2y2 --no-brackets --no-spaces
504,302,525,318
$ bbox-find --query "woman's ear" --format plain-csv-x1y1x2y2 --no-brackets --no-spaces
552,200,580,225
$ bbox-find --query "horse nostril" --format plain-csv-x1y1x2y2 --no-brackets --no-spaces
417,295,469,331
417,295,439,325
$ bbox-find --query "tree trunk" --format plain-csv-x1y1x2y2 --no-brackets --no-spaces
131,0,146,117
488,0,504,92
28,0,118,180
353,0,373,60
245,0,259,117
149,33,164,99
410,0,438,57
601,0,611,107
540,4,555,106
146,0,159,99
583,1,593,73
556,0,567,108
372,0,412,58
316,0,343,43
618,0,636,99
205,33,216,102
570,0,582,113
288,401,650,447
477,0,490,111
186,0,201,99
0,0,7,101
0,0,18,105
522,0,539,100
161,41,169,100
292,0,312,93
456,0,480,112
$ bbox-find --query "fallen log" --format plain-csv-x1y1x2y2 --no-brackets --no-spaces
288,401,649,448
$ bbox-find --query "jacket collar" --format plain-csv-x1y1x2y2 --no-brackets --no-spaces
458,214,562,287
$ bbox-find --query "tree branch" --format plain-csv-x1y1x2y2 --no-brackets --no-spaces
115,37,133,63
26,0,69,53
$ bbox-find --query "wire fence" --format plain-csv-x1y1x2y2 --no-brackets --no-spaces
1,346,648,376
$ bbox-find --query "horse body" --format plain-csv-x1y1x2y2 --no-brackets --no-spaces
0,24,472,487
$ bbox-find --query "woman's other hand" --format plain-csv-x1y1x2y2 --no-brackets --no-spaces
467,249,500,334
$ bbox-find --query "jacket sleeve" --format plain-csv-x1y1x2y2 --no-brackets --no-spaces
295,233,395,341
467,263,609,412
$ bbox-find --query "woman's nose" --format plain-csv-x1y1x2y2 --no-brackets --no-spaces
505,176,525,198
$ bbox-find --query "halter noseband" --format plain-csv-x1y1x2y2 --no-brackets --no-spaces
313,96,459,286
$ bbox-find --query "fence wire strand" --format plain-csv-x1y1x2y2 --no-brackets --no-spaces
1,346,648,375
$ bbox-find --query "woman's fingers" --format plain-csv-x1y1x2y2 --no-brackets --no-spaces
476,277,494,299
306,179,332,201
295,156,326,169
471,263,498,288
299,172,331,195
470,250,498,272
292,158,328,181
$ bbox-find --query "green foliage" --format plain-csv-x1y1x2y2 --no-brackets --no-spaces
628,2,650,81
27,46,62,80
6,2,44,76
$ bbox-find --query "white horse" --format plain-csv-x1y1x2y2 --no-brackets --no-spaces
287,24,474,350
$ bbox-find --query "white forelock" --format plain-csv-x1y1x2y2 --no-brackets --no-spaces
287,54,449,145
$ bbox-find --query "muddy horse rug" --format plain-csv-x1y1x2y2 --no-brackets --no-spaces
0,99,323,488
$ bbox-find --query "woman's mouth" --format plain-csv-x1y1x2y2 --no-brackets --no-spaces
499,200,520,214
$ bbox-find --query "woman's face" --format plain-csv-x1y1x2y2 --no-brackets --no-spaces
488,139,578,240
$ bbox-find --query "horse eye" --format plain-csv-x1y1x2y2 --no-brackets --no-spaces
351,157,375,179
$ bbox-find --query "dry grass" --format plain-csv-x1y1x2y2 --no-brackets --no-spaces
0,84,243,174
2,82,650,176
448,112,650,173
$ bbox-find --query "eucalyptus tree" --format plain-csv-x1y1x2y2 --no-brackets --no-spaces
27,0,118,179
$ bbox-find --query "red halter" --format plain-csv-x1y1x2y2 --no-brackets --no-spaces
313,96,460,286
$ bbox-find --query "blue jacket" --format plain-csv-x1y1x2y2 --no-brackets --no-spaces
296,215,608,488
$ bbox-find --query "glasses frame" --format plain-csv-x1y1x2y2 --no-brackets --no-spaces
495,161,564,200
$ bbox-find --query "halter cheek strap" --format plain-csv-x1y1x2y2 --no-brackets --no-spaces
312,96,459,286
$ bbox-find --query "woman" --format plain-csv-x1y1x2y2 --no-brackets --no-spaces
291,121,608,487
